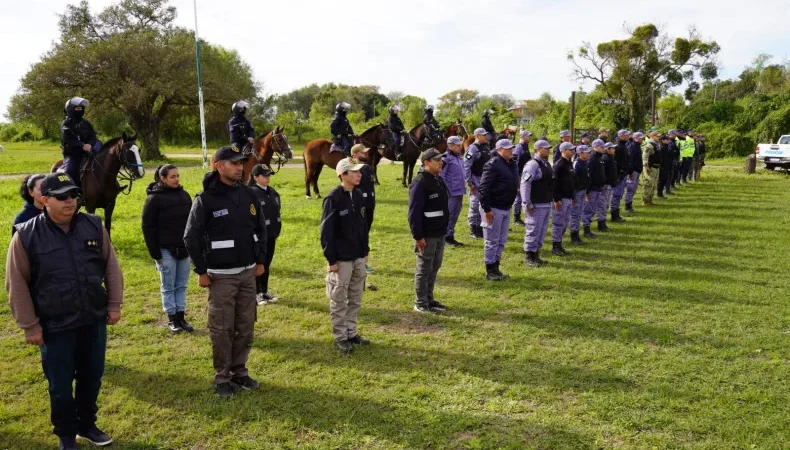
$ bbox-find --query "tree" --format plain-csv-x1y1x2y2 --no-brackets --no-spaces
569,24,720,130
400,95,427,129
13,0,258,159
437,89,479,118
276,84,321,119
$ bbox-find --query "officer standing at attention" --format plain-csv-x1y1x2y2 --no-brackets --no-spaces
479,139,519,280
227,101,256,151
667,129,681,190
553,130,573,164
184,146,268,398
551,142,577,256
319,158,371,354
694,134,707,180
6,173,123,450
249,164,282,305
439,136,466,247
624,131,645,213
521,140,554,268
598,128,611,143
583,140,607,239
351,144,377,275
569,144,591,246
463,128,490,240
677,129,695,184
409,149,450,313
657,134,671,199
610,129,631,222
512,130,533,226
641,131,661,206
599,142,618,232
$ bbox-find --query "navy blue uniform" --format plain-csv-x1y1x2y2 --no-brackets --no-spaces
60,118,98,186
227,115,255,150
330,112,354,155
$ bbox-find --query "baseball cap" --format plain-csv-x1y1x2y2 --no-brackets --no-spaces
617,129,631,137
533,140,551,149
559,130,571,138
213,145,247,162
576,144,591,154
495,139,516,150
420,148,443,163
598,127,610,133
605,142,617,149
592,139,606,147
446,136,463,145
676,128,687,134
632,132,645,139
580,132,590,139
473,128,488,136
351,144,370,155
519,130,533,138
251,163,274,177
336,157,366,175
41,173,82,196
559,142,577,152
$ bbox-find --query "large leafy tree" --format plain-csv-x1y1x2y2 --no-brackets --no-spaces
12,0,257,158
569,24,720,130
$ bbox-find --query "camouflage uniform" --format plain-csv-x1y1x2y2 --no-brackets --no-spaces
641,140,659,204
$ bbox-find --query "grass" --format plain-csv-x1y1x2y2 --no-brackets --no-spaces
1,159,790,449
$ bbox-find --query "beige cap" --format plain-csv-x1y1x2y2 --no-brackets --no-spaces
351,144,370,155
336,157,366,175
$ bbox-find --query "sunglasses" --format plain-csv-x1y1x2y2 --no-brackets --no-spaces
49,191,80,201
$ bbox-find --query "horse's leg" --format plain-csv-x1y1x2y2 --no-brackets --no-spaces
304,160,313,199
408,159,414,185
104,201,115,236
401,158,408,187
373,162,380,185
314,164,324,198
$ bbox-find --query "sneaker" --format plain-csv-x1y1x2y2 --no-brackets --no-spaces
59,436,78,450
348,335,371,345
215,382,234,398
365,264,375,274
429,300,447,311
263,292,279,303
177,312,193,332
413,304,435,313
256,292,268,306
335,339,354,354
230,375,260,390
167,314,183,333
77,426,113,446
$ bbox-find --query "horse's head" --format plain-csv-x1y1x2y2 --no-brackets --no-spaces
118,133,145,179
456,120,469,138
269,126,293,160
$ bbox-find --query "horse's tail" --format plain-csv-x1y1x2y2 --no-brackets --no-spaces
51,160,64,173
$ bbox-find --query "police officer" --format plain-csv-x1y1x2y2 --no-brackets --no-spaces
331,102,354,156
387,105,405,160
409,149,450,313
583,140,607,239
422,105,441,146
439,136,466,247
479,139,519,280
609,129,631,222
598,128,611,143
60,97,98,188
481,109,496,144
464,128,490,239
578,132,592,146
320,158,371,354
570,144,591,245
657,134,671,198
600,142,618,232
249,163,282,305
551,142,576,256
351,144,377,275
624,131,645,213
642,131,661,206
695,134,707,180
228,100,256,151
183,146,268,397
553,130,573,164
677,129,694,184
6,173,123,450
512,130,533,226
521,140,553,267
667,129,680,192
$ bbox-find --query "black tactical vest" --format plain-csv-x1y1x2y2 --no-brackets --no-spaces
414,171,450,238
470,144,491,177
531,160,554,204
198,185,260,270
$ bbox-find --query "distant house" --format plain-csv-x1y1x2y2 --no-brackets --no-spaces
508,104,535,125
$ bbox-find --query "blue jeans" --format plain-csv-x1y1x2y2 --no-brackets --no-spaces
157,248,190,315
40,322,107,438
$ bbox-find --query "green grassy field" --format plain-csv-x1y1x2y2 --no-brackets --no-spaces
1,160,789,449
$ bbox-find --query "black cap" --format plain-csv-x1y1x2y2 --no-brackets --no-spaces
659,134,669,141
251,163,274,178
213,146,247,162
420,148,443,163
40,173,82,196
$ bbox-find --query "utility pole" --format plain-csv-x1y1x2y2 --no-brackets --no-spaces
193,0,208,168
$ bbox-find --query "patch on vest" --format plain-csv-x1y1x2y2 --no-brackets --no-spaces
339,209,349,216
361,207,366,217
84,239,99,249
212,209,228,218
522,172,532,181
250,204,256,215
429,193,439,199
465,152,472,159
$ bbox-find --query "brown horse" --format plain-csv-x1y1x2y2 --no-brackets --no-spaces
209,126,292,184
303,124,393,199
51,133,145,234
463,125,516,149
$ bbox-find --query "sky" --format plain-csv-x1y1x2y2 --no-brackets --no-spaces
1,0,789,120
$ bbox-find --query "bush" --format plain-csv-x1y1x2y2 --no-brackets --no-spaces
753,104,790,143
0,122,44,142
695,122,755,158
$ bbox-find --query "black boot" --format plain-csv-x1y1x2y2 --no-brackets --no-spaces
524,251,540,267
657,193,667,199
583,226,597,239
494,261,508,279
611,209,626,223
167,314,183,333
177,311,194,332
513,213,525,226
625,203,634,213
571,231,584,246
535,250,549,266
597,220,611,232
445,235,463,247
469,225,480,240
551,241,564,256
475,225,485,239
485,263,503,281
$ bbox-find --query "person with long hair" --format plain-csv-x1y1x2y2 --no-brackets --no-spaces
141,165,194,333
12,174,46,235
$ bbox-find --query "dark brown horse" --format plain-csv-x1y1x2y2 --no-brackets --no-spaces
463,125,516,149
382,121,468,187
51,133,145,233
303,124,393,199
210,126,292,184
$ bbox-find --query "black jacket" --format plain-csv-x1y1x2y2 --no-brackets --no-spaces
13,203,42,236
603,153,618,186
60,117,97,158
358,165,376,211
614,139,630,178
628,141,643,173
183,171,268,274
659,143,672,168
479,154,519,212
587,152,606,192
387,113,404,133
228,114,255,146
320,185,370,265
423,112,440,129
573,159,590,192
142,183,193,260
330,112,354,136
668,139,680,161
408,171,450,240
250,184,282,239
553,157,575,201
481,115,495,133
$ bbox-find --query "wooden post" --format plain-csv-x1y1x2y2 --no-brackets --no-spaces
570,91,576,140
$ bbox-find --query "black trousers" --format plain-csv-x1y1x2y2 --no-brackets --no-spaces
658,165,670,193
255,238,277,294
366,207,375,233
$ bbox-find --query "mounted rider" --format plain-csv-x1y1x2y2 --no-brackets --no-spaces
227,100,256,153
422,105,441,147
59,97,99,188
330,102,355,156
387,105,405,160
481,109,496,144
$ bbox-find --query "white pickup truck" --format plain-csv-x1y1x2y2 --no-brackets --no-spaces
756,135,790,170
